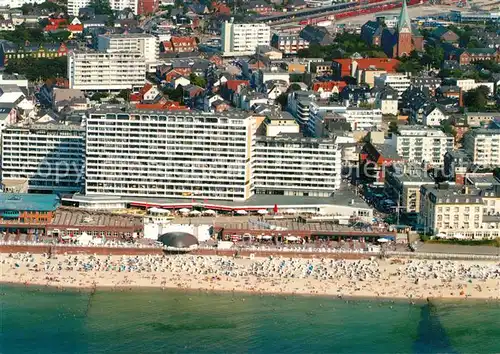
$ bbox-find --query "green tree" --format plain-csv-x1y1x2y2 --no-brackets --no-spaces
189,73,207,88
117,89,131,101
4,56,67,82
464,86,489,110
88,0,113,15
388,121,399,134
91,92,109,102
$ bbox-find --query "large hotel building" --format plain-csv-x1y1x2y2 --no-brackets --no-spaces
84,108,342,201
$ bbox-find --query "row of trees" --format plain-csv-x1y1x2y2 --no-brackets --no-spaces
4,57,66,82
297,33,387,60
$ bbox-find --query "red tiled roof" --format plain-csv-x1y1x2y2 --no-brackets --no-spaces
333,58,401,76
312,81,347,92
162,41,173,49
225,80,249,91
130,83,154,102
44,24,59,32
171,36,197,46
67,24,83,32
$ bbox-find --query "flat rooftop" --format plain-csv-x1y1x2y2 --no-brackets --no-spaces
52,208,143,228
66,190,372,210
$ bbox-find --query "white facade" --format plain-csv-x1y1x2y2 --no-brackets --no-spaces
97,34,159,73
253,135,342,197
423,107,447,127
462,129,500,167
375,73,411,97
454,79,495,93
221,20,271,56
0,0,44,8
420,185,500,239
380,98,398,115
1,124,85,193
0,74,29,89
391,126,454,167
342,108,382,131
306,102,346,135
85,109,255,201
68,0,138,15
68,51,146,91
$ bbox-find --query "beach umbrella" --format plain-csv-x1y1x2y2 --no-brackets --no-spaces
285,208,297,214
236,210,247,215
149,207,170,214
257,209,268,215
262,235,272,240
178,208,190,213
203,209,216,215
377,238,389,243
286,236,299,241
189,210,201,216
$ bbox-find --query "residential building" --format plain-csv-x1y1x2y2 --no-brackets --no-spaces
161,37,198,54
299,25,334,46
391,126,454,167
0,0,45,8
466,112,500,127
374,73,411,97
385,167,434,213
286,90,318,128
97,33,159,72
68,51,146,91
68,0,139,15
1,42,69,66
462,128,500,167
1,123,85,193
307,103,347,136
331,58,400,83
342,108,383,131
270,33,309,55
451,79,495,93
374,86,398,116
85,109,255,201
420,184,500,239
422,105,447,127
443,150,472,184
262,113,300,137
253,133,342,197
221,20,270,56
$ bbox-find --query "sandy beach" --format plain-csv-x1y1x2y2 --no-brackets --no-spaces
1,253,499,301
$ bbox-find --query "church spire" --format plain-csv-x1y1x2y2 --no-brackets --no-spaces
397,0,412,32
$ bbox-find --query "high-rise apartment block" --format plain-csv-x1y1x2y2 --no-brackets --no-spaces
68,0,139,16
1,123,85,193
391,126,454,167
97,34,159,72
221,20,271,56
68,51,146,91
84,108,342,201
462,129,500,168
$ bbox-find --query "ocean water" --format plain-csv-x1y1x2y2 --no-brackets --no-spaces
1,284,499,354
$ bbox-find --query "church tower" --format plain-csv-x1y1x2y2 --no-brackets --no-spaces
396,0,412,57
